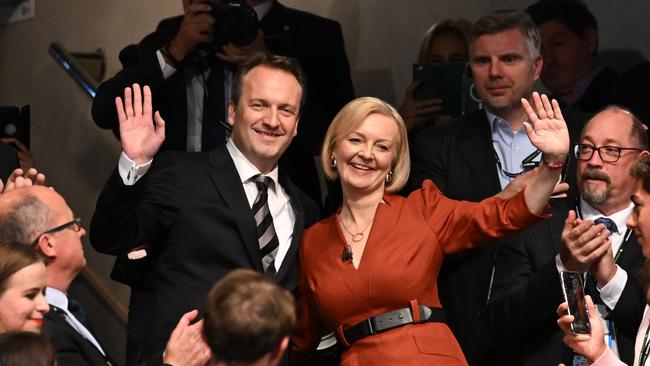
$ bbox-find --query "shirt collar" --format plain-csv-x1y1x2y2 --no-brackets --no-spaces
253,0,274,21
579,197,633,234
45,287,68,310
485,109,527,134
226,138,279,192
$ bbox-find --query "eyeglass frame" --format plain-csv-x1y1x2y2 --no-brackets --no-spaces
573,144,643,163
31,218,82,248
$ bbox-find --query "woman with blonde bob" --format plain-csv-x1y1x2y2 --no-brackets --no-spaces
291,93,570,365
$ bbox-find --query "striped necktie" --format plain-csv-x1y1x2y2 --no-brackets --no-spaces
252,174,279,278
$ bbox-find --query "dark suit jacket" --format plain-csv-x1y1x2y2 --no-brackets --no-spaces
407,109,584,365
486,198,645,366
43,306,117,366
91,0,354,204
89,145,320,358
570,66,619,114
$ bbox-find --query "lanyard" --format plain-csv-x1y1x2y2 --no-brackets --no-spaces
640,324,650,366
494,148,541,178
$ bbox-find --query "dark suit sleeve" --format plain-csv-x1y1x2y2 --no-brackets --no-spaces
91,18,179,135
89,153,182,255
484,227,565,340
408,125,448,193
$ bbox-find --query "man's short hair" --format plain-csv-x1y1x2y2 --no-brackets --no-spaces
230,53,307,114
203,269,296,364
631,156,650,198
0,194,50,244
468,9,541,59
526,0,598,55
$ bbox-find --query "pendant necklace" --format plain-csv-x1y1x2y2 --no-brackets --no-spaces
339,214,373,242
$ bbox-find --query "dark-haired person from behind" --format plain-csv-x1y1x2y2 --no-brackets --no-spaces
0,331,55,366
204,268,295,366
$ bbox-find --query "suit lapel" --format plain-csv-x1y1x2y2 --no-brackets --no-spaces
459,111,502,196
274,172,304,282
207,146,263,272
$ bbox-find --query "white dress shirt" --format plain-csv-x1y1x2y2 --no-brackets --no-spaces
118,137,295,270
45,287,106,356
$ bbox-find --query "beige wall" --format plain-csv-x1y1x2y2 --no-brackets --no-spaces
0,0,647,343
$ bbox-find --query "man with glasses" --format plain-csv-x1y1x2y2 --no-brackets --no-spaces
486,106,649,365
0,186,210,366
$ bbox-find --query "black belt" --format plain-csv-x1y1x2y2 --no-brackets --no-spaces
338,304,446,346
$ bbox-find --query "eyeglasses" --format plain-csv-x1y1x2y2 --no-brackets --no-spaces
574,144,642,163
42,217,82,235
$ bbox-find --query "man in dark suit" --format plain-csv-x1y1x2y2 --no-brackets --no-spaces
408,10,556,364
91,0,354,206
90,54,320,364
486,107,649,365
0,185,210,366
526,0,618,114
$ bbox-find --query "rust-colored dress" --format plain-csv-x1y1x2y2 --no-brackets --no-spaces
291,181,544,365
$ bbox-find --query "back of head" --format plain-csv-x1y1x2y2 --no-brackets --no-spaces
468,9,541,59
526,0,598,44
0,331,55,366
203,269,295,365
0,192,50,245
0,240,45,295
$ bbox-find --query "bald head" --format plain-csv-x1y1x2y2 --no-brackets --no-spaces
580,106,648,149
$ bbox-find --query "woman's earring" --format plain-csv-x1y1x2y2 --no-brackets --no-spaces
330,155,337,168
386,170,394,183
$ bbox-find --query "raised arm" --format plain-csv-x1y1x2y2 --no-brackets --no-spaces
521,92,570,214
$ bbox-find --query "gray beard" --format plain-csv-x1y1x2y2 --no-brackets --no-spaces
581,184,612,205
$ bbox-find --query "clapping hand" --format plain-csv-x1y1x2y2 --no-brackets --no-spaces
521,92,570,163
0,168,46,193
115,84,165,165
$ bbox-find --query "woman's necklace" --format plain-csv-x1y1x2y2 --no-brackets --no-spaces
339,215,373,242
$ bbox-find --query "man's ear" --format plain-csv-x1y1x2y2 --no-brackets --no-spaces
227,101,236,127
267,336,289,365
35,234,56,258
640,150,650,159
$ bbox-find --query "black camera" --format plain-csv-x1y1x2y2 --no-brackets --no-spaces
0,105,30,149
211,0,259,49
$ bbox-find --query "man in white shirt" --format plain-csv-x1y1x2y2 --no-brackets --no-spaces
90,53,320,365
487,106,650,365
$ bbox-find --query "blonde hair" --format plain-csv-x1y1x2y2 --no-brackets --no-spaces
321,97,410,192
418,18,472,63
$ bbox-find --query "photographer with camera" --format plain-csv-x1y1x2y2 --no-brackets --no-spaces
92,0,354,209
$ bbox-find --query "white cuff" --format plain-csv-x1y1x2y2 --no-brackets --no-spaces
156,49,177,79
118,152,152,186
598,265,627,310
555,254,573,274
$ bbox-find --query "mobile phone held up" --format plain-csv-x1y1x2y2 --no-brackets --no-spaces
412,62,479,116
560,271,591,334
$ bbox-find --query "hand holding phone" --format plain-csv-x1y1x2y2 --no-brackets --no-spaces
560,271,591,334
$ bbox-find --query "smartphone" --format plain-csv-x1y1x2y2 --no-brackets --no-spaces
560,271,591,334
412,62,479,116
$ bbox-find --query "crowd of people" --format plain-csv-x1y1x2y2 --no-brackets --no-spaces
1,0,650,365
